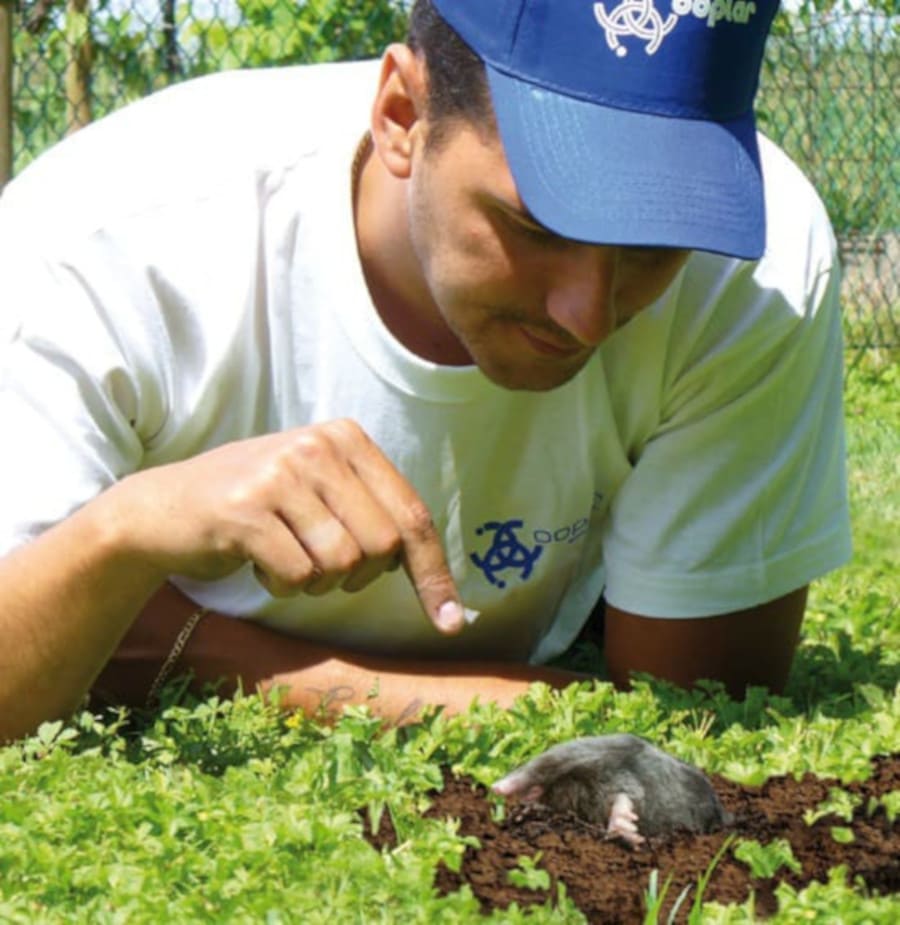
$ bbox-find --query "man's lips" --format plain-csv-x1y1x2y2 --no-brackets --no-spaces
518,325,582,358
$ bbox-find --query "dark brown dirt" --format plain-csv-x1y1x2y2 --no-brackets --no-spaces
363,754,899,922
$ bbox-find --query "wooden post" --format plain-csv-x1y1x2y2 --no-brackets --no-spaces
65,0,92,135
162,0,180,79
0,0,13,187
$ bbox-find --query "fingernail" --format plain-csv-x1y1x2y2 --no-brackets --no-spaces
437,600,464,633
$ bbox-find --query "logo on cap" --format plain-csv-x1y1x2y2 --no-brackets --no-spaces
594,0,759,58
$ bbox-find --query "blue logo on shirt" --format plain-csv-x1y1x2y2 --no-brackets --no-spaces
470,520,544,589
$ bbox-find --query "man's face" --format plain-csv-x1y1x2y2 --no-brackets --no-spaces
404,120,690,391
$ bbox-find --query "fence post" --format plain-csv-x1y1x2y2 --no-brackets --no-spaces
0,0,12,187
65,0,92,134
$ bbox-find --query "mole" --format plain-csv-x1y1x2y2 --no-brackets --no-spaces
491,733,732,846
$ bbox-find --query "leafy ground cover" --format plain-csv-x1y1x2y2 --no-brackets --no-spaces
0,361,897,923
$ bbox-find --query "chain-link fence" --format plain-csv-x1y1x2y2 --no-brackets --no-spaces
2,1,898,356
757,7,899,359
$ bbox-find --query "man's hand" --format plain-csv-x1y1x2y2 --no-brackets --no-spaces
111,419,466,633
0,418,466,741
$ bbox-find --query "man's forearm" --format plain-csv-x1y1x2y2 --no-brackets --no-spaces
0,493,168,742
260,634,584,724
94,582,586,724
603,587,808,699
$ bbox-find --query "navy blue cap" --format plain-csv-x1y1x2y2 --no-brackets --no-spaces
431,0,780,259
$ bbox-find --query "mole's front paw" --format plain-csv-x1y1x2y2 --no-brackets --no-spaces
606,792,645,847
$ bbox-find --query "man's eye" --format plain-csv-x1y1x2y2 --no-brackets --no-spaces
503,211,566,246
622,247,662,260
518,222,552,241
622,246,688,264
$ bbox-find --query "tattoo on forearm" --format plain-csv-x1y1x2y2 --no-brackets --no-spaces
303,684,423,726
394,698,424,726
306,685,355,713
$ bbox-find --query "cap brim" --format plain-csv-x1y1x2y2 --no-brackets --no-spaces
486,66,766,260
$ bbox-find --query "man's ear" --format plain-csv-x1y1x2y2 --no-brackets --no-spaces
370,44,429,180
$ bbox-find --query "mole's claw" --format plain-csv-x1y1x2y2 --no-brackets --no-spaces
607,793,645,847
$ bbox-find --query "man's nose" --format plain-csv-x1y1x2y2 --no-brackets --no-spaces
544,246,618,346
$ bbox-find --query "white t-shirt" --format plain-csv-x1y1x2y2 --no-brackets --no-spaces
0,60,851,664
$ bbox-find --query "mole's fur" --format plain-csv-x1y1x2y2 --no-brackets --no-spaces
493,734,732,838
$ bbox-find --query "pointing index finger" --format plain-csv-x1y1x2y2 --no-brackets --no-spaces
335,421,466,634
398,500,466,635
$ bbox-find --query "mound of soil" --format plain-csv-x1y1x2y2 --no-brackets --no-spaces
364,754,899,922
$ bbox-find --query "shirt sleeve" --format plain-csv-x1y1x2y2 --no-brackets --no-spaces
600,179,852,618
0,220,151,557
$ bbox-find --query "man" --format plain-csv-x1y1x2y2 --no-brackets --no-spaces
0,0,850,741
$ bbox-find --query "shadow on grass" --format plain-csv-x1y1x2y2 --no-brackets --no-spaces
787,629,900,715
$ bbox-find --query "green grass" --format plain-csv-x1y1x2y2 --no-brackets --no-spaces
790,358,899,717
0,360,897,923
